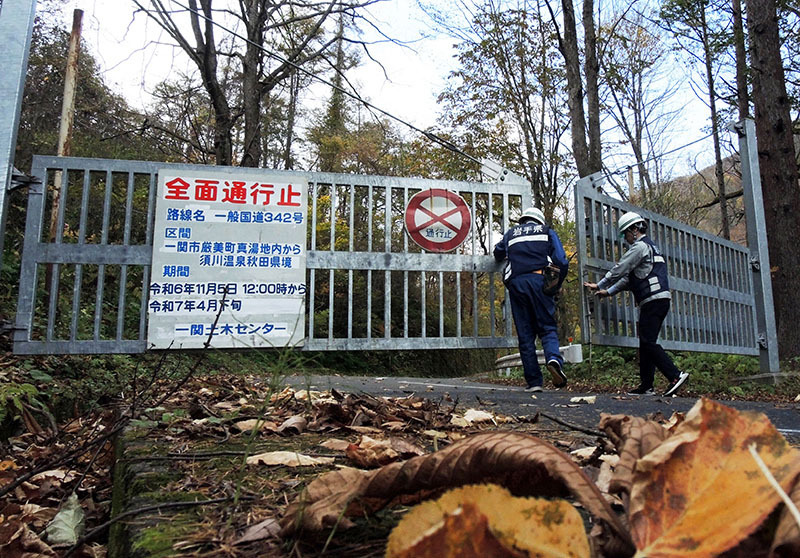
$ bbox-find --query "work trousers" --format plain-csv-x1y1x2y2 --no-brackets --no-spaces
638,298,681,388
507,273,562,387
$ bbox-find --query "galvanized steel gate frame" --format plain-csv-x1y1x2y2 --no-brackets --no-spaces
13,156,531,354
575,119,779,373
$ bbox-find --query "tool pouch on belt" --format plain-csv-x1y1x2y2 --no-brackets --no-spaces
542,265,561,296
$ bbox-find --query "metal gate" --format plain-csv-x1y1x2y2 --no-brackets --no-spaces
575,119,779,373
13,156,531,354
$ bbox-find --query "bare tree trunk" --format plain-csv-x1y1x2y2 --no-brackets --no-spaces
240,0,266,168
582,0,601,173
732,0,749,120
191,0,233,166
284,71,299,170
700,9,730,239
748,0,800,359
558,0,590,177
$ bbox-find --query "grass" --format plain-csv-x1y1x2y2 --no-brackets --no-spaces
487,345,800,402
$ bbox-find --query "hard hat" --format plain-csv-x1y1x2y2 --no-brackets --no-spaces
518,207,545,225
618,212,645,236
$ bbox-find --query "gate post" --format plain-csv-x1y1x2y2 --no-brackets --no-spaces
575,172,604,345
0,0,37,263
731,118,780,374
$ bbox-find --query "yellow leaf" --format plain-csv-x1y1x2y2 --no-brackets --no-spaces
629,398,800,558
386,484,589,558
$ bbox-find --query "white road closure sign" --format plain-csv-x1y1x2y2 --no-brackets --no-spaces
148,170,308,349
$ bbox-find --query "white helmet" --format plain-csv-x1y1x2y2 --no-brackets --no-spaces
519,207,545,225
618,212,645,236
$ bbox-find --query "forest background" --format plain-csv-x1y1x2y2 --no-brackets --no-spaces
3,0,800,411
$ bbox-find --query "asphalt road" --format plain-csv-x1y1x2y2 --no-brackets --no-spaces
285,374,800,444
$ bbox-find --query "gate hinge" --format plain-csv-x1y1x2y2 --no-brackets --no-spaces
749,256,761,272
9,167,42,191
757,333,768,350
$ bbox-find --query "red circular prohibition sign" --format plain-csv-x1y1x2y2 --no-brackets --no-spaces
404,188,472,252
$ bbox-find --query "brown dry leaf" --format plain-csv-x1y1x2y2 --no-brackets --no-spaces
0,522,55,557
319,438,351,452
345,435,425,468
770,473,800,557
280,431,633,554
233,419,278,434
386,484,589,558
246,451,335,467
382,421,406,431
599,413,671,499
235,517,281,544
628,398,800,558
276,415,307,435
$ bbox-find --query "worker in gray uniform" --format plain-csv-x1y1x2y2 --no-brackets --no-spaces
584,211,689,396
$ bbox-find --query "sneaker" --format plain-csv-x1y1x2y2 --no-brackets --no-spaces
663,372,689,397
547,359,567,388
627,386,655,396
525,385,543,392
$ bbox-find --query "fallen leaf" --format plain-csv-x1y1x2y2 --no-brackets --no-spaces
386,484,590,558
450,409,494,427
423,430,447,439
280,431,633,555
770,469,800,556
44,493,85,546
628,398,800,557
31,469,78,484
246,451,335,467
277,415,307,435
235,517,281,544
390,501,525,558
0,522,55,556
382,421,406,431
319,438,351,452
345,436,426,468
570,396,596,404
570,446,598,460
599,413,671,499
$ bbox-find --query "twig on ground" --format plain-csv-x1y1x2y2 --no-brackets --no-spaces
539,412,607,438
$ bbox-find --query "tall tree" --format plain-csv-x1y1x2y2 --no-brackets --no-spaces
545,0,602,177
660,0,733,238
134,0,381,167
431,1,572,218
599,13,681,208
748,0,800,359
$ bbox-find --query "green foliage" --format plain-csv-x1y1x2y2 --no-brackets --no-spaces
568,345,639,389
563,345,800,399
0,382,41,423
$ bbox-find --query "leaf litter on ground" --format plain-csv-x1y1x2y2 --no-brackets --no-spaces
4,372,800,558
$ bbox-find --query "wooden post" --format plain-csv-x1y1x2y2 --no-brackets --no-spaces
49,9,83,243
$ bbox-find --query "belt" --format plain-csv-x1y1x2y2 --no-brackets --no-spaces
531,269,544,275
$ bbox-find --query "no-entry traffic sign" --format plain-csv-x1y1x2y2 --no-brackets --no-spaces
404,188,472,252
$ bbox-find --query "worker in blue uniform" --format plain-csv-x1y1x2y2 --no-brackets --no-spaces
584,212,689,396
494,207,569,392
